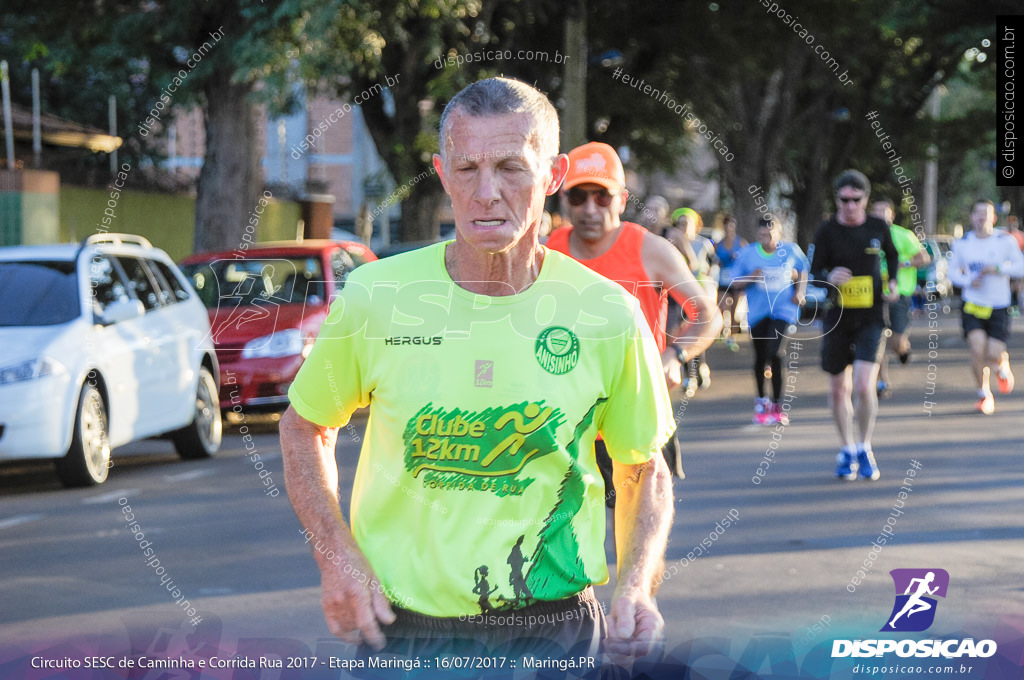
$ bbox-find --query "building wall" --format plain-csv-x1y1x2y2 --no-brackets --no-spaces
59,186,300,261
161,91,396,227
0,170,60,247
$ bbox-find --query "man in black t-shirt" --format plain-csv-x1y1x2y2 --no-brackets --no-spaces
810,170,898,481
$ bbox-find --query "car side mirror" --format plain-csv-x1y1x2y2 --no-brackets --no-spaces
99,299,145,325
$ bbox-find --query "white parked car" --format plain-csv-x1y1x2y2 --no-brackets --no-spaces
0,234,222,486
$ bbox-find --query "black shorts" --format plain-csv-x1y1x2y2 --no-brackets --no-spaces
962,304,1012,343
821,320,884,375
360,587,605,664
885,296,912,334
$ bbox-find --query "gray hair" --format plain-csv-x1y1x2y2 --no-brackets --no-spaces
438,77,560,166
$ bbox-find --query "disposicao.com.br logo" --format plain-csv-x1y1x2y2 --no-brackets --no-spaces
832,569,998,659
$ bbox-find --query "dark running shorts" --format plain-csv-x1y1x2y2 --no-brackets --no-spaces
962,304,1012,343
358,587,605,664
885,296,912,334
821,320,884,375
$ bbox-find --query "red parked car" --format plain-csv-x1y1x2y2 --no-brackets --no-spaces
180,240,376,410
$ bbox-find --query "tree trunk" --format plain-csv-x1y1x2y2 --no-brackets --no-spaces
194,68,261,253
793,105,833,251
717,67,794,242
401,181,446,242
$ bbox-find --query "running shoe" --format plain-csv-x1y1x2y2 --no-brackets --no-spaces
725,337,740,352
898,351,911,365
857,448,881,481
753,398,773,425
976,393,995,415
997,365,1014,394
683,377,698,399
698,362,712,390
877,380,892,399
772,402,789,426
835,451,858,481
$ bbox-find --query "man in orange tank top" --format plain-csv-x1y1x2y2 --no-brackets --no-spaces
548,142,722,492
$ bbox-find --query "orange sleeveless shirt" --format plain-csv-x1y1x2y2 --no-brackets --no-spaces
547,221,669,352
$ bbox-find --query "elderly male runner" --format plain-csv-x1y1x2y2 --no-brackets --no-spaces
280,77,676,662
810,170,898,481
547,141,721,485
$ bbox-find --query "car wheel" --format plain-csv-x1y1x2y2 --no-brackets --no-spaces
172,366,222,459
55,382,111,487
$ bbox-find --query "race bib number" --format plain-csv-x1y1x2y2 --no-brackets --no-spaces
839,276,873,309
964,301,993,320
762,268,790,293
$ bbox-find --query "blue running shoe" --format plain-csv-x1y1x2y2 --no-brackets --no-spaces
835,451,858,480
857,448,881,481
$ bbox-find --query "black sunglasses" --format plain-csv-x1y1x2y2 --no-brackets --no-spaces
837,195,864,204
566,187,615,207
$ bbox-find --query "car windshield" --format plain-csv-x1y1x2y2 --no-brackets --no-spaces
181,256,326,309
0,260,81,326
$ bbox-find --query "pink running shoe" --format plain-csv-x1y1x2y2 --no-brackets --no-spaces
772,402,789,426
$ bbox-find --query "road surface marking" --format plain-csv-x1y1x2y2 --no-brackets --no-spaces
0,514,44,530
82,489,139,504
164,469,213,482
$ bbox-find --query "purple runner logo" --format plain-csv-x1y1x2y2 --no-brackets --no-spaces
881,568,949,632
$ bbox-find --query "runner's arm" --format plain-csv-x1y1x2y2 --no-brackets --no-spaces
909,243,931,268
643,233,723,361
882,226,900,299
947,242,971,288
1000,238,1024,277
606,454,674,658
280,406,395,649
792,268,809,305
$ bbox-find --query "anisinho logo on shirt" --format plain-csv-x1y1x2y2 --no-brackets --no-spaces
535,326,580,375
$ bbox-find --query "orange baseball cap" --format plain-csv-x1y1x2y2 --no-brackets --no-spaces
564,142,625,192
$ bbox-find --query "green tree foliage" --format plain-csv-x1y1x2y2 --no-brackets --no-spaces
584,0,1010,245
2,0,300,252
4,0,1009,249
285,0,571,242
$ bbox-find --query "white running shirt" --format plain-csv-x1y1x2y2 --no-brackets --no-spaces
948,231,1024,309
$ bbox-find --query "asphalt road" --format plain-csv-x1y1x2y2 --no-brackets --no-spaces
1,302,1022,679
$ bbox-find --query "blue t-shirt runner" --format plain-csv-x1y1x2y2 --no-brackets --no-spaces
733,242,809,327
732,237,809,426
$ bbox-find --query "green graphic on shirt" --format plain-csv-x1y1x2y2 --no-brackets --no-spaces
535,326,580,375
525,398,605,598
402,401,566,497
459,399,606,609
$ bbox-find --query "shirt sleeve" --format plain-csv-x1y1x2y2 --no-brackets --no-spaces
793,244,809,272
597,300,677,465
1001,235,1024,277
809,223,831,282
881,225,899,282
892,229,920,262
947,239,970,288
287,276,374,427
732,247,751,278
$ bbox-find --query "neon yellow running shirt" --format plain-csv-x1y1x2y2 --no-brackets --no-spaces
288,242,676,617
